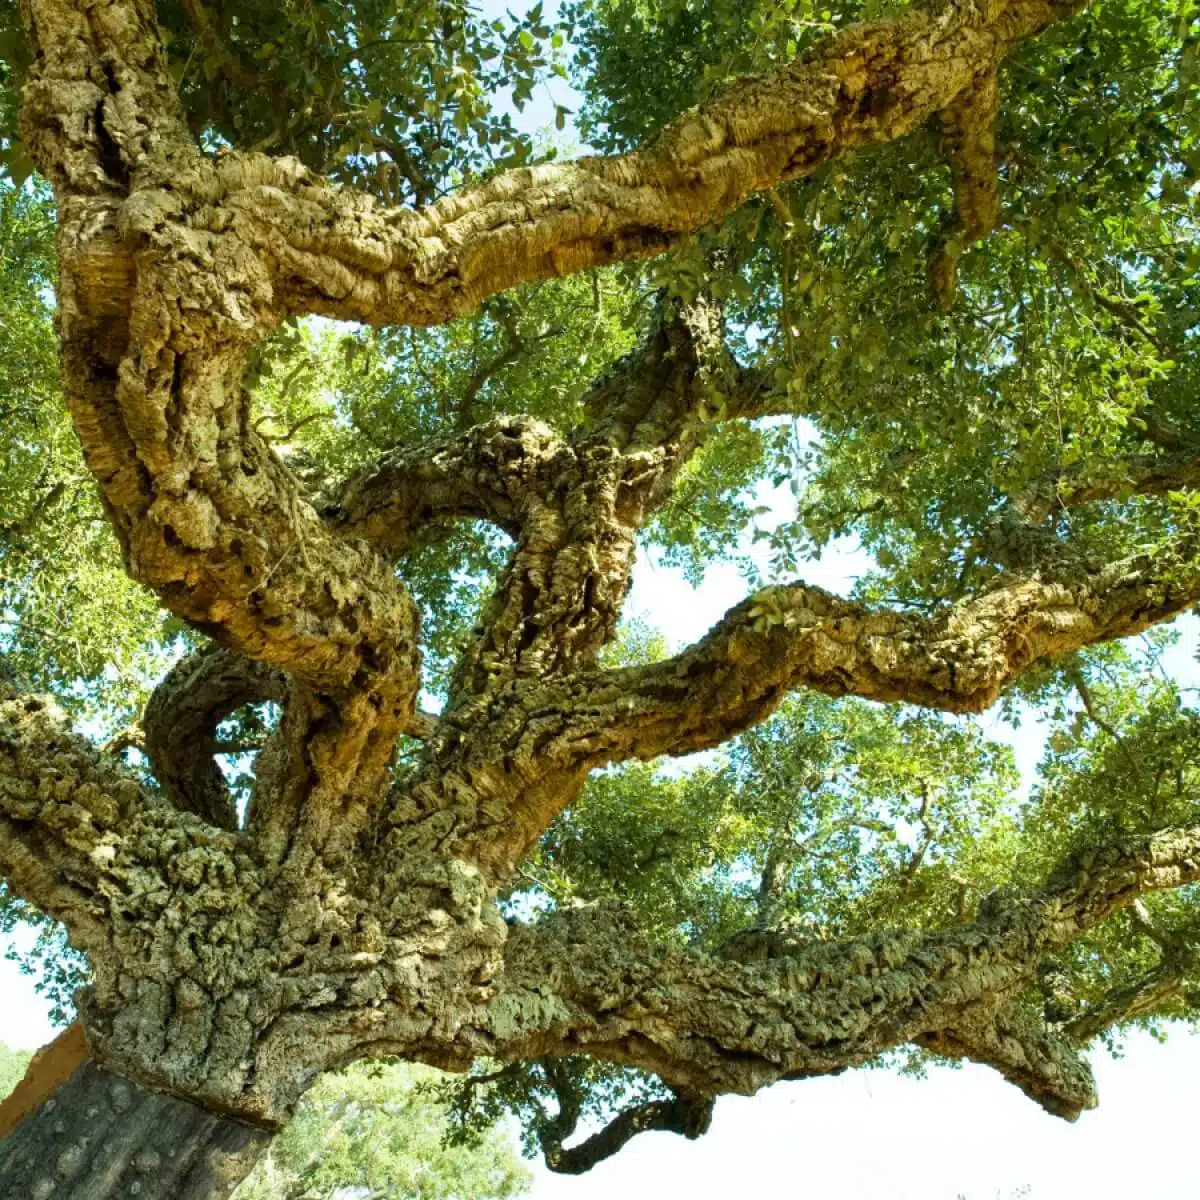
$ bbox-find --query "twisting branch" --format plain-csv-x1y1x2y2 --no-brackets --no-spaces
205,0,1088,328
405,533,1200,878
329,417,568,552
21,0,428,867
21,0,422,700
488,821,1200,1123
536,1059,713,1175
381,295,757,862
573,542,1200,766
442,294,747,703
143,644,288,830
582,291,746,459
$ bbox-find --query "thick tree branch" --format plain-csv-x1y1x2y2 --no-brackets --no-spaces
208,0,1087,328
576,544,1200,765
918,1002,1096,1119
394,536,1200,878
0,668,157,950
143,644,287,830
20,0,422,700
582,293,746,459
441,296,743,704
487,822,1200,1121
21,0,429,870
330,417,566,551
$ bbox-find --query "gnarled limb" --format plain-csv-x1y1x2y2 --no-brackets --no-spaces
385,535,1200,877
536,1058,713,1175
0,672,155,950
22,0,427,874
208,0,1086,328
582,292,745,461
330,417,567,552
918,1003,1096,1120
486,822,1200,1122
569,541,1200,767
327,299,750,562
444,295,742,703
143,644,287,830
376,297,752,865
23,0,422,700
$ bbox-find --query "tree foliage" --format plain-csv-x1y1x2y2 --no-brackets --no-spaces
233,1062,530,1200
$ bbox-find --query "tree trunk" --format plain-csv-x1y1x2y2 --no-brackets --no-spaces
0,1027,271,1200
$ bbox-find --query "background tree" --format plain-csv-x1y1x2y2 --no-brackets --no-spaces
232,1061,530,1200
0,1044,31,1100
0,0,1198,1196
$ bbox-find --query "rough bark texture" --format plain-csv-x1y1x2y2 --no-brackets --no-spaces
487,823,1200,1120
183,0,1086,328
11,0,1200,1184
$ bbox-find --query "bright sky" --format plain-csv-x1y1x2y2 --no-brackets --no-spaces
4,5,1198,1196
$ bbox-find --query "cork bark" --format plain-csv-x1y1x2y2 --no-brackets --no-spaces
9,0,1200,1189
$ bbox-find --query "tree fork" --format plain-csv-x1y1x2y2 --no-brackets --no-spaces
0,1027,272,1200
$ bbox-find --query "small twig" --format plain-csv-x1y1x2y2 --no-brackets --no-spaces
257,411,333,445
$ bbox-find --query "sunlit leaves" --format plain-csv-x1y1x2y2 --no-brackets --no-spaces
234,1061,531,1200
519,692,1020,947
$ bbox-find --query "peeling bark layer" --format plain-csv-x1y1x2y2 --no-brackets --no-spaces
0,1057,270,1200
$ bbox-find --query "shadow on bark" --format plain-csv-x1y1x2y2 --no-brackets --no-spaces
0,1026,271,1200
